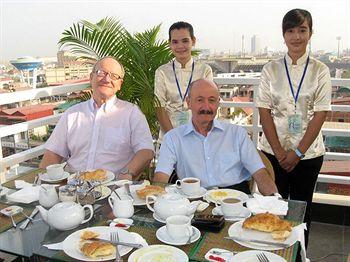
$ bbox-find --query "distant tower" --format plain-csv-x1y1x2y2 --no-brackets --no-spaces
336,36,341,58
251,35,260,55
241,35,245,57
10,57,42,89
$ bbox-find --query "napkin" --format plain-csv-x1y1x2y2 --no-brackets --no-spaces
7,180,40,204
293,223,309,262
43,242,63,250
246,193,288,215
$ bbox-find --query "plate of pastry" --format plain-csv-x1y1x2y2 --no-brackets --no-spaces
75,169,115,183
114,184,165,206
227,213,298,250
62,227,135,261
128,244,188,262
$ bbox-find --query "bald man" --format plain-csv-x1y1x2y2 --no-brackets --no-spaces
40,57,154,180
154,79,277,195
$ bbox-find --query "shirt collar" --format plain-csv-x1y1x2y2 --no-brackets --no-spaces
173,57,194,69
182,119,224,136
285,51,309,66
89,96,117,113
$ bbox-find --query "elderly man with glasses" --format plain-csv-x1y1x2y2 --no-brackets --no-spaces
40,57,154,180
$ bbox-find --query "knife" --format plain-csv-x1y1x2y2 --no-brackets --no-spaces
90,238,143,249
19,208,38,230
224,236,290,248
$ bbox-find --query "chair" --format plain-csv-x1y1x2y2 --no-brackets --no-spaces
249,150,275,194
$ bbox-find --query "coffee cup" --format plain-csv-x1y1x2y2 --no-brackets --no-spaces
176,177,200,195
166,215,193,241
46,164,64,180
108,194,134,218
217,197,244,217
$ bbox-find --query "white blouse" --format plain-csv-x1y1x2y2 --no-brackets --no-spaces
256,52,332,159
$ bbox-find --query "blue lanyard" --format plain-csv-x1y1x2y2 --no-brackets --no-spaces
172,60,195,102
284,55,310,111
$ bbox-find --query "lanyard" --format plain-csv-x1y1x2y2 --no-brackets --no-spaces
172,60,195,102
284,55,310,112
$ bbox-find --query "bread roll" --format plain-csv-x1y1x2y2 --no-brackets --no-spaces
81,241,115,258
81,230,100,240
136,185,165,199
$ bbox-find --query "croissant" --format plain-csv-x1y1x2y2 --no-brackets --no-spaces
81,241,115,258
242,213,292,233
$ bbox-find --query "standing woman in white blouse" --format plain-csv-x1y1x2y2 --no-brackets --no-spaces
154,21,213,138
256,9,331,247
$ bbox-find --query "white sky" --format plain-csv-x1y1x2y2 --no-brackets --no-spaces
0,0,349,63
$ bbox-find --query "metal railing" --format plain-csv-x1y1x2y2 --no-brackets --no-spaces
0,78,349,206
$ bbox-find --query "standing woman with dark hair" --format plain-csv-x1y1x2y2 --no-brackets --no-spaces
256,9,331,247
154,21,213,138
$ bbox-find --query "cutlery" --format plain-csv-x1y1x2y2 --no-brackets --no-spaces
124,184,133,198
10,214,17,228
257,252,270,262
20,208,39,230
224,236,290,248
110,232,123,262
90,238,143,249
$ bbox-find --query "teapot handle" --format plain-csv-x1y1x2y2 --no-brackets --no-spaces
145,195,157,212
81,204,94,224
108,196,114,209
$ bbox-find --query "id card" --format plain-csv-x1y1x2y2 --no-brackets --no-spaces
288,114,302,134
174,111,190,126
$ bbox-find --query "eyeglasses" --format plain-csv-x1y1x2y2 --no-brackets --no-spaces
94,69,122,81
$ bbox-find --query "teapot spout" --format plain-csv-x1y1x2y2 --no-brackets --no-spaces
36,205,48,223
187,201,201,216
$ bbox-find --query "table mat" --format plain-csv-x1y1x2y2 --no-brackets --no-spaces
0,203,35,233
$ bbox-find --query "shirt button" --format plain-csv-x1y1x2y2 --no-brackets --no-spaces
207,157,210,160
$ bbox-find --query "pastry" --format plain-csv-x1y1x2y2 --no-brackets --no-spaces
80,230,100,240
242,213,292,233
136,185,165,199
271,230,291,240
81,241,115,258
79,169,107,181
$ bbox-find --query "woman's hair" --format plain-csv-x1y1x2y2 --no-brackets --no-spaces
282,9,313,35
168,21,195,40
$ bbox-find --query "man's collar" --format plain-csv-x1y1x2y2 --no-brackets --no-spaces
173,57,194,69
285,51,309,66
89,96,117,112
182,119,223,136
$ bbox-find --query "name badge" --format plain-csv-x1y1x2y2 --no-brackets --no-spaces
175,111,190,127
288,114,302,134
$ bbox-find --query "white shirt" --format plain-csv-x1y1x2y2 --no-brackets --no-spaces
154,57,213,131
256,52,332,159
45,97,154,174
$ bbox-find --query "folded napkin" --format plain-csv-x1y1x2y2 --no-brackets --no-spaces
43,242,63,250
7,180,40,203
246,193,288,215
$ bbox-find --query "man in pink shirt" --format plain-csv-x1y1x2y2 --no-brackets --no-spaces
40,57,154,180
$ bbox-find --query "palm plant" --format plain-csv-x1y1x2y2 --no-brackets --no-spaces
58,17,173,135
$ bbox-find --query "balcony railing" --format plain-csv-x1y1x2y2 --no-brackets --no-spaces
0,77,349,206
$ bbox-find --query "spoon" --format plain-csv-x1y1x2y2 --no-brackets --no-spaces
10,214,17,228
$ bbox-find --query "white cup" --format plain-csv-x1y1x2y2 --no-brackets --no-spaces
166,215,193,241
217,197,244,217
46,164,64,180
176,177,200,195
108,195,134,218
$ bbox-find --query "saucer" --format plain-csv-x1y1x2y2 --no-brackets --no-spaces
212,206,251,221
40,172,70,183
165,185,207,199
109,218,133,229
156,225,200,245
153,213,194,224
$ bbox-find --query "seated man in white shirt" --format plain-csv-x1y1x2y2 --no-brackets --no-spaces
40,57,154,180
153,79,277,195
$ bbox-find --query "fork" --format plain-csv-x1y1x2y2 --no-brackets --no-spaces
110,231,123,262
257,252,269,262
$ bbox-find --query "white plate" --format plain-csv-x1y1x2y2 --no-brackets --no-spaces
94,186,111,201
232,250,286,261
153,213,194,224
212,206,251,221
70,170,115,183
114,184,155,206
128,244,188,262
227,220,298,250
110,218,133,229
204,189,249,204
205,248,234,261
165,185,207,199
156,225,200,246
62,226,135,261
40,172,70,183
0,205,23,216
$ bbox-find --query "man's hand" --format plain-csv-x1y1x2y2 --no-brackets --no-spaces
279,150,300,172
117,173,133,181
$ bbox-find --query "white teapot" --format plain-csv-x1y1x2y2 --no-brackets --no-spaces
36,202,93,231
146,193,200,221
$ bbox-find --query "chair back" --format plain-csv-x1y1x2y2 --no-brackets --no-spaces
249,150,275,193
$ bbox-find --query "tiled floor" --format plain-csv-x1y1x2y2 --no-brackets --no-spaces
308,222,350,262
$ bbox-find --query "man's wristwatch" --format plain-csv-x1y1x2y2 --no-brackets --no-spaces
120,167,135,177
294,148,305,159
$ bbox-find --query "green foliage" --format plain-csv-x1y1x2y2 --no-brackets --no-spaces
58,17,173,135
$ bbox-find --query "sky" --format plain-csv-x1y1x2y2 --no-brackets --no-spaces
0,0,349,63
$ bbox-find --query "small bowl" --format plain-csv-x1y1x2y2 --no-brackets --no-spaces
109,218,133,229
